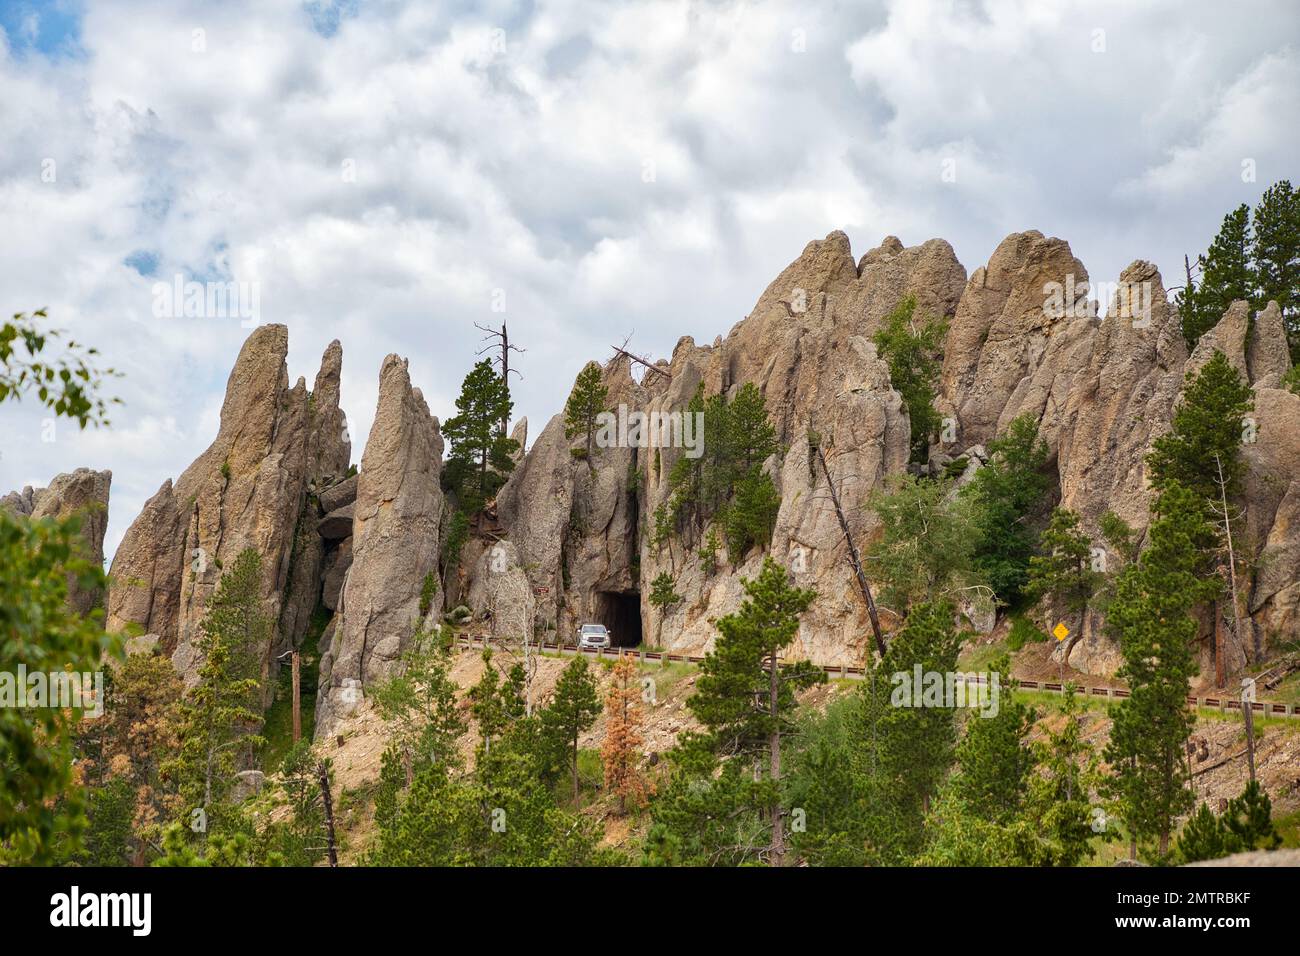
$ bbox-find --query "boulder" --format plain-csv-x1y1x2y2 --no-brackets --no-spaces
317,473,358,514
317,503,355,540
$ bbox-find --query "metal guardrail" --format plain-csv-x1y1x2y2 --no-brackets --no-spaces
453,637,1298,718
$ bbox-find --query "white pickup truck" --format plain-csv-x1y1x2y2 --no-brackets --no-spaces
578,623,611,649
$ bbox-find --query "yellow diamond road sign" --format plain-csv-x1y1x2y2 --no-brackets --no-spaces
1053,622,1070,642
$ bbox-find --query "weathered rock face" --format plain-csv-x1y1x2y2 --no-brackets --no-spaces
2,467,112,615
1054,262,1187,541
939,231,1094,451
106,326,349,690
315,354,443,739
496,232,957,664
495,411,579,629
465,539,536,641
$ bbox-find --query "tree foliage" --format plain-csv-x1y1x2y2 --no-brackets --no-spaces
873,294,948,462
564,361,609,464
443,359,519,514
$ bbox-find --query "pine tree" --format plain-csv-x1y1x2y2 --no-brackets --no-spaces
564,361,609,465
648,571,682,643
601,656,648,814
1177,204,1252,348
94,652,183,861
1025,508,1102,626
371,626,465,782
1176,780,1281,864
856,600,963,863
723,466,781,560
724,382,778,477
1222,779,1282,852
163,548,267,835
1103,483,1217,860
1147,351,1253,504
950,654,1036,825
1020,684,1108,866
540,657,601,804
664,558,822,866
961,414,1052,606
1251,179,1300,361
443,359,519,515
873,294,948,462
1176,802,1232,864
267,741,328,867
467,649,525,751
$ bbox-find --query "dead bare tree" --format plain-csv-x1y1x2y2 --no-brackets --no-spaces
610,334,670,383
1210,452,1249,681
811,435,886,658
475,321,525,435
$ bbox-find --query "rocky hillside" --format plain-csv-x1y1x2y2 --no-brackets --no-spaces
68,228,1299,740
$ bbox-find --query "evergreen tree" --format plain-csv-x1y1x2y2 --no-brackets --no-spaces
856,601,963,864
163,548,267,837
949,654,1036,825
266,742,328,867
1176,802,1232,864
662,382,781,549
601,656,648,814
443,360,519,514
1147,351,1254,505
1251,179,1300,360
724,382,779,477
563,361,608,465
370,626,465,782
467,649,525,751
873,294,948,462
722,465,781,560
961,414,1052,606
72,777,135,867
649,559,821,866
1104,483,1218,860
1025,508,1103,623
540,657,601,804
1177,204,1252,348
784,696,871,866
648,571,681,611
1020,684,1108,866
1176,781,1281,863
648,571,682,643
92,652,183,862
1222,779,1282,852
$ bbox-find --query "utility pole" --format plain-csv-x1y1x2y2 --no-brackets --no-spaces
475,322,525,435
317,761,338,868
1242,678,1257,784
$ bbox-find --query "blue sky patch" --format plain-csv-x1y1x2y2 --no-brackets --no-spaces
0,0,83,59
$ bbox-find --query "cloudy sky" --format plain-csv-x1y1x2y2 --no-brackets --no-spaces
1,0,1297,563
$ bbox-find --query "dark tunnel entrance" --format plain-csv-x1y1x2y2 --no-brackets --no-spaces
594,590,643,647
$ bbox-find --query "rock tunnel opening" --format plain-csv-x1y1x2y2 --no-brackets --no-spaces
594,590,643,647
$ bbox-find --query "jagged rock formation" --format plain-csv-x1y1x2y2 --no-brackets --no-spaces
105,325,350,690
316,354,444,738
97,229,1300,715
2,467,112,615
492,230,1298,680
